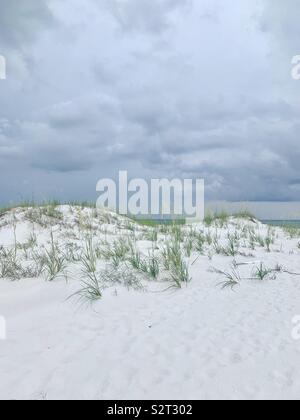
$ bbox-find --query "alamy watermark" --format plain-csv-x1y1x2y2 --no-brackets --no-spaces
292,316,300,341
0,55,6,80
0,316,6,340
291,55,300,80
96,171,205,221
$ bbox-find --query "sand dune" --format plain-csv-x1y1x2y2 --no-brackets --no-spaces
0,206,300,400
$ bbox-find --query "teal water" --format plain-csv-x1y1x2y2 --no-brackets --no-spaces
262,220,300,227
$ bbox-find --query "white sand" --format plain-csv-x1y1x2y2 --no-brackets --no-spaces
0,206,300,400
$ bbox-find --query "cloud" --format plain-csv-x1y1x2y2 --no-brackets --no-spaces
100,0,190,34
260,0,300,56
1,0,300,205
0,0,56,49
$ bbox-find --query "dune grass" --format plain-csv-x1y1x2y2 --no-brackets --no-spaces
213,265,241,290
282,224,300,239
233,210,256,220
252,263,274,281
42,231,67,281
1,201,296,302
162,237,191,288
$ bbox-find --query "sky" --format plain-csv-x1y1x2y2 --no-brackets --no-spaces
0,0,300,206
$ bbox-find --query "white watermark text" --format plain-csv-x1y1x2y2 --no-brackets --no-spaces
291,55,300,80
0,55,6,80
96,171,205,221
0,316,6,340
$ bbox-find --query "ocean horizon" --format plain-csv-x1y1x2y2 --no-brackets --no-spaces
262,220,300,226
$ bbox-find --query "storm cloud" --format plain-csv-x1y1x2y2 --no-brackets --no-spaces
0,0,55,48
0,0,300,205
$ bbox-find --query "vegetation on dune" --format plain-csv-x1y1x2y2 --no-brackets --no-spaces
1,201,300,301
213,265,241,290
232,210,256,220
282,224,300,239
128,216,186,228
204,210,229,227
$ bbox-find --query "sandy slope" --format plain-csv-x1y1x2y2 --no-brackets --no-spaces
0,206,300,400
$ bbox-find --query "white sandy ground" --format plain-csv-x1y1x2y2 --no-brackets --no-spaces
0,206,300,400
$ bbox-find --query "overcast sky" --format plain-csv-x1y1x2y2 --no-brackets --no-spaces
0,0,300,205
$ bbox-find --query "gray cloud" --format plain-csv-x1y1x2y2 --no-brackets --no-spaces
260,0,300,55
0,0,300,205
0,0,56,49
100,0,190,34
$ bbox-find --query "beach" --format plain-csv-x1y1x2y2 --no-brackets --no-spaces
0,206,300,400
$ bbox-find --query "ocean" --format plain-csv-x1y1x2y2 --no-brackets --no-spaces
262,220,300,227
